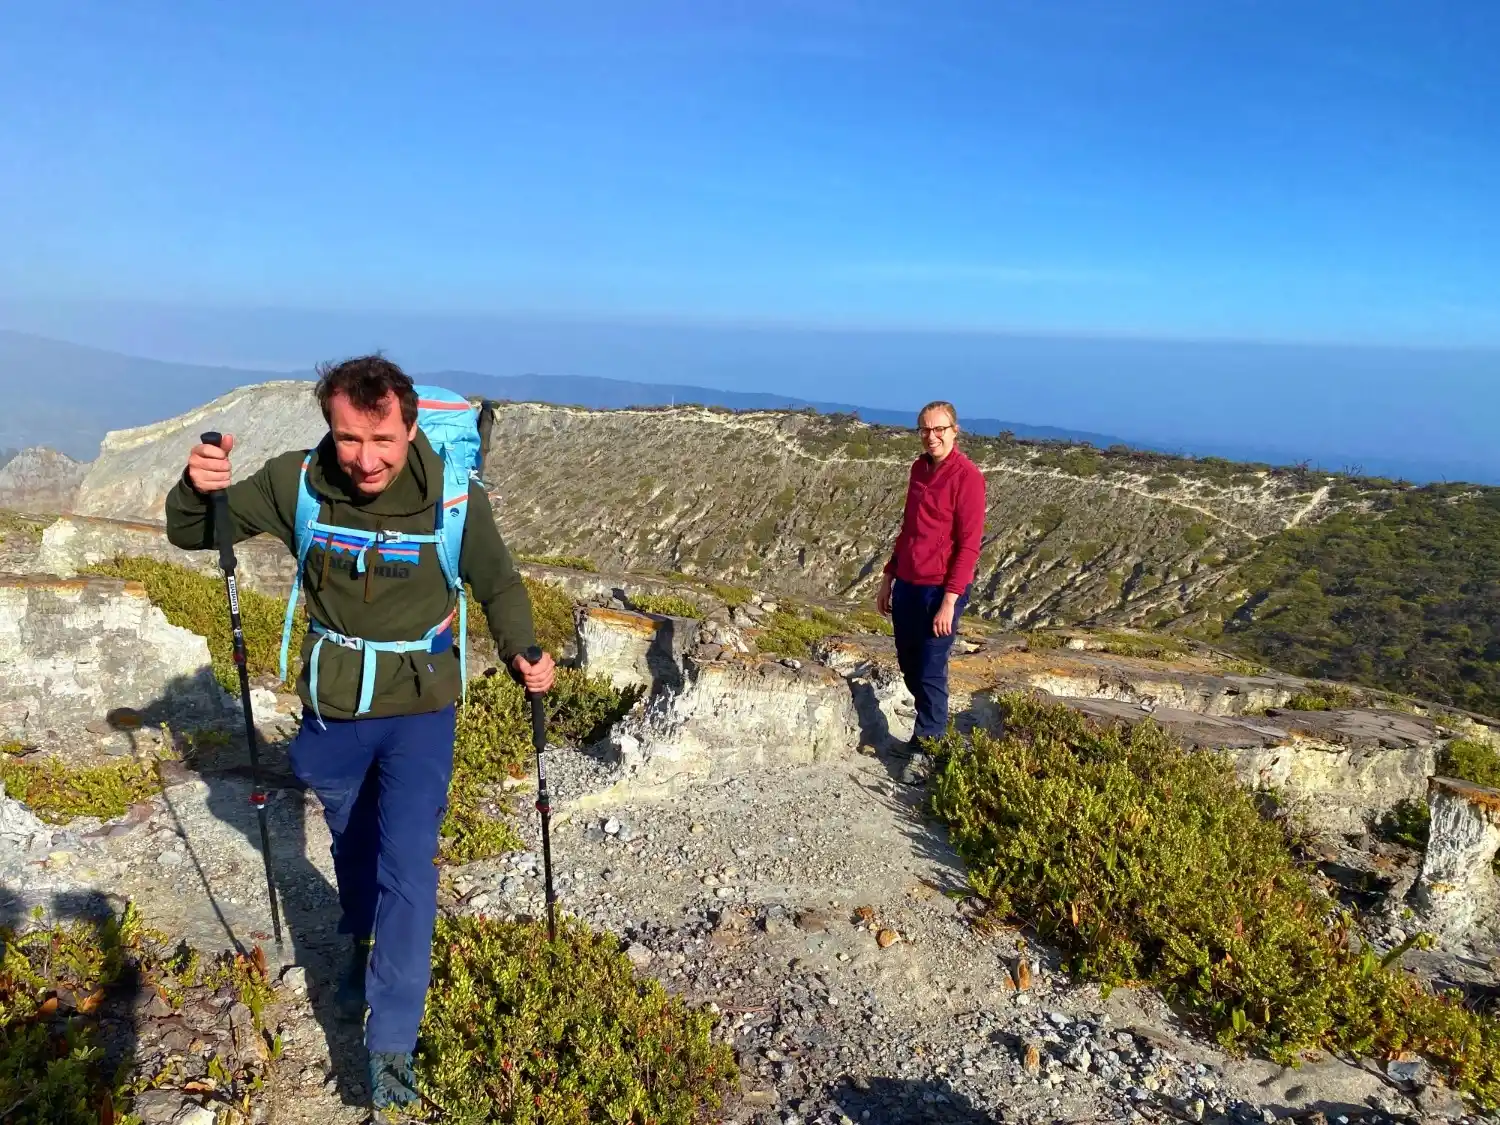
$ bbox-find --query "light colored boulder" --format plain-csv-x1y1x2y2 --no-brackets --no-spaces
608,656,860,791
1410,776,1500,943
0,574,223,739
577,606,692,694
37,514,296,596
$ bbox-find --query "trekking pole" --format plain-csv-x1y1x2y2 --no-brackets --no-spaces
523,644,557,942
200,431,284,954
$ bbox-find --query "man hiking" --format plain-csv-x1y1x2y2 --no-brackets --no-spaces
166,355,554,1116
877,399,986,785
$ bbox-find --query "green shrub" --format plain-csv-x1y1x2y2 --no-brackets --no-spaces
443,668,635,864
1026,632,1065,651
1283,684,1357,711
1093,632,1188,661
1183,523,1212,548
707,582,753,609
753,603,863,657
1440,737,1500,789
520,554,597,573
0,756,167,823
0,510,45,545
845,609,895,637
0,903,273,1125
928,693,1500,1106
418,915,737,1124
630,594,703,618
84,555,304,694
524,577,578,656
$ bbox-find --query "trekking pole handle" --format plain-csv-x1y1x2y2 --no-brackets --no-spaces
524,643,547,741
199,431,237,573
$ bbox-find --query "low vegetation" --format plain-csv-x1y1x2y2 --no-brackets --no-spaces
753,599,890,658
83,555,304,694
0,754,167,823
0,509,46,545
928,694,1500,1107
1281,684,1357,711
0,903,274,1125
630,593,704,618
518,553,597,572
524,576,579,656
443,667,637,864
418,915,737,1123
1201,485,1500,719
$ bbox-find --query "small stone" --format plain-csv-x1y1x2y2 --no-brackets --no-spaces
624,942,653,969
1022,1041,1042,1073
1014,959,1032,991
279,966,308,996
795,909,829,933
876,929,900,949
604,817,621,836
157,850,184,868
1047,1010,1070,1027
715,886,735,899
690,823,705,835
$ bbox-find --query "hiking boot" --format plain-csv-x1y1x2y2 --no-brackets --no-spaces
899,752,931,786
369,1050,421,1117
891,736,922,759
334,937,372,1023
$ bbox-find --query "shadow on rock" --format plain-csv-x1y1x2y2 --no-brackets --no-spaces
825,1074,997,1124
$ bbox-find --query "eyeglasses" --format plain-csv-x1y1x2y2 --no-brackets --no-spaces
918,425,953,437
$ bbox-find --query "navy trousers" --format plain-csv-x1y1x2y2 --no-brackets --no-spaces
288,704,456,1054
892,578,972,742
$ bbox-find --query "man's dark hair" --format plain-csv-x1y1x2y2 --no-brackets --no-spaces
314,353,419,428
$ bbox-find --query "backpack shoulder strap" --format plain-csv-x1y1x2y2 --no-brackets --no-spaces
278,452,322,684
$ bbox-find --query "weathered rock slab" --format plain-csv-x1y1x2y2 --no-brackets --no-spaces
609,656,860,791
0,574,224,739
1410,776,1500,943
38,514,297,596
577,606,691,694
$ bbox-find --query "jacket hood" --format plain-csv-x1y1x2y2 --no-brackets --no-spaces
306,427,439,517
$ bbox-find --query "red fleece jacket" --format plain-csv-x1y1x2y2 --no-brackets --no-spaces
884,447,987,594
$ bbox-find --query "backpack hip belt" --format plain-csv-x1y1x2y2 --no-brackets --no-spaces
278,386,489,726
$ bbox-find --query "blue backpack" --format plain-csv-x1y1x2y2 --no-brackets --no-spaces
277,386,488,723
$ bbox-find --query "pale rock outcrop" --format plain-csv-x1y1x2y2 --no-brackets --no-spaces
73,381,324,521
608,656,860,791
0,447,89,514
1409,776,1500,943
0,574,223,739
577,606,692,693
38,514,296,596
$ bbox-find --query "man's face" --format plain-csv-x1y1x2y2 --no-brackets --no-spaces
918,408,959,460
328,390,416,497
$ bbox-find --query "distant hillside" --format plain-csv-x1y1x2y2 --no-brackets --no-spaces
0,331,298,460
3,330,1130,461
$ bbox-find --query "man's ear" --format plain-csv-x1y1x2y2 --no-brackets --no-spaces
407,422,419,441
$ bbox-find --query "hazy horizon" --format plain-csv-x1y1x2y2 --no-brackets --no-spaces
3,305,1498,486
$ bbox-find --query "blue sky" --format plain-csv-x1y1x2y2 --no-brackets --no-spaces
2,1,1498,477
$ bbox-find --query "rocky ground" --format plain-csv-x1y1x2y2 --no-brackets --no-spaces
5,704,1489,1125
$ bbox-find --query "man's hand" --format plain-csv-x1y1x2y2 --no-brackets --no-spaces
877,573,894,616
187,433,235,493
933,592,959,637
511,648,556,694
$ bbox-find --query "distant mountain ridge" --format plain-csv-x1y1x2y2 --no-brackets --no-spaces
1,329,1129,460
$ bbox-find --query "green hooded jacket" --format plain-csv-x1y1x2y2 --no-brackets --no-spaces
164,429,537,721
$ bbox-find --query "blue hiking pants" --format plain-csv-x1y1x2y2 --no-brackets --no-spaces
288,704,456,1054
892,578,972,742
